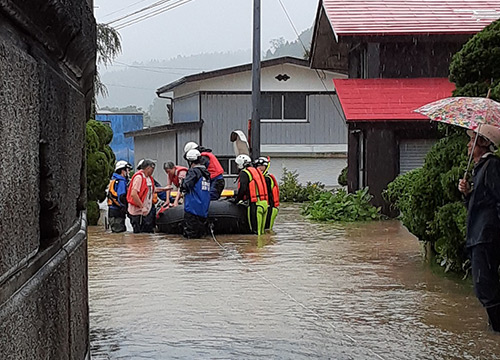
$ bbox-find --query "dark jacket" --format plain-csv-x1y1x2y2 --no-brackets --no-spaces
181,165,211,217
465,154,500,248
234,169,250,203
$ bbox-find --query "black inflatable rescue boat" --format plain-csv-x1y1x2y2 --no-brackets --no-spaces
156,200,251,235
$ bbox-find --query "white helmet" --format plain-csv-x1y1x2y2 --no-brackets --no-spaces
185,149,201,161
115,160,132,172
136,159,144,170
235,154,252,169
183,141,199,153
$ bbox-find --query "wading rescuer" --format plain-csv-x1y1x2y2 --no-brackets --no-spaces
254,156,280,231
181,149,211,238
163,161,188,207
107,160,132,233
127,159,157,233
230,154,268,235
458,124,500,331
183,141,225,200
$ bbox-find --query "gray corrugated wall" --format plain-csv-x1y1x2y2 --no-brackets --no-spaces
173,93,200,123
176,129,201,165
201,94,252,155
134,132,176,185
200,93,347,155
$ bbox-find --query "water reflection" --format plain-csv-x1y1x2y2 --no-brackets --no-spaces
89,205,500,359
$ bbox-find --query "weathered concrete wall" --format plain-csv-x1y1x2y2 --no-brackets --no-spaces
0,1,95,359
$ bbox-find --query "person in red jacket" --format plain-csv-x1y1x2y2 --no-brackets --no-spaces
183,141,225,200
163,161,188,207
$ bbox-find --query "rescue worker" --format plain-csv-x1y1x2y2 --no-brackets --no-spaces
127,159,157,233
107,160,132,233
183,141,225,200
458,124,500,331
231,154,268,235
180,149,211,238
254,156,280,231
163,161,188,207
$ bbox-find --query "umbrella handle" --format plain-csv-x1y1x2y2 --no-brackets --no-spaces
463,124,481,181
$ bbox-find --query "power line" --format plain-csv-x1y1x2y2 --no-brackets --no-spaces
100,0,152,19
112,0,193,30
115,0,192,30
275,0,347,123
106,0,173,25
113,61,206,71
105,83,156,91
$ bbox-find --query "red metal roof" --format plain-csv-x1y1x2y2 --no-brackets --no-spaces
333,78,455,122
322,0,500,37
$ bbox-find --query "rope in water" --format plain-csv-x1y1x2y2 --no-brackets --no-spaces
208,226,385,360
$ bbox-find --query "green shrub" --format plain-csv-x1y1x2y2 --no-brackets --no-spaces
87,200,100,226
86,119,115,225
301,187,381,222
279,167,325,202
384,131,468,272
338,166,348,186
384,19,500,274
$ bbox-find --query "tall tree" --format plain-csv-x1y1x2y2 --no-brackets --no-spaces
96,23,122,98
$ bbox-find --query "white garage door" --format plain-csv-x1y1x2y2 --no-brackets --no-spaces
399,139,436,174
269,157,347,188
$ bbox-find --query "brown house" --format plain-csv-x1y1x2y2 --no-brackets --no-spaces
309,0,500,213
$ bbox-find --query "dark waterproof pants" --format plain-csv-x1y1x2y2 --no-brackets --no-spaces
129,206,156,234
183,212,207,239
210,177,225,200
469,242,500,331
108,207,126,233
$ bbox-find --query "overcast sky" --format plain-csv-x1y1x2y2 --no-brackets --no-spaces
94,0,319,64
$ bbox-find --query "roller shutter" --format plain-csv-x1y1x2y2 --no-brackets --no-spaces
399,139,436,174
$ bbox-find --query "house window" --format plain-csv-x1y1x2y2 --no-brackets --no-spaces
218,157,239,176
261,92,308,122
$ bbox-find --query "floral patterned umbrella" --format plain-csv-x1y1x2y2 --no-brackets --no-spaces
414,97,500,130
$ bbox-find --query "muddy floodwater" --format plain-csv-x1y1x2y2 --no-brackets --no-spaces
89,205,500,359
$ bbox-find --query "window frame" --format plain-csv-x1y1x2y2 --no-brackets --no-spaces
261,92,309,123
217,156,239,177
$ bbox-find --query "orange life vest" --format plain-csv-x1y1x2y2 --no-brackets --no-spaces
201,152,224,179
239,167,268,203
107,179,121,207
126,170,155,207
267,173,280,208
168,166,188,187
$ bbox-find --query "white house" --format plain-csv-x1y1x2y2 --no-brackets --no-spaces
127,56,348,188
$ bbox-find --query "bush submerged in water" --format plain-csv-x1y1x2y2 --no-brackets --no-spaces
301,187,381,222
279,168,381,222
279,167,325,202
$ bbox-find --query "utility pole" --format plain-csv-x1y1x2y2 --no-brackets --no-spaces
251,0,261,159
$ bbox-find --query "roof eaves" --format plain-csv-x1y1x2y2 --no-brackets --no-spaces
156,56,310,95
124,120,203,138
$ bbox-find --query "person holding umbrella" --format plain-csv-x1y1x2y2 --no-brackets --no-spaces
458,124,500,331
415,95,500,331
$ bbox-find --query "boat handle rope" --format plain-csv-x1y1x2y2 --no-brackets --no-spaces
208,225,385,360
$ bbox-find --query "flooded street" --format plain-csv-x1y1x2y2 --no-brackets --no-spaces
89,205,500,359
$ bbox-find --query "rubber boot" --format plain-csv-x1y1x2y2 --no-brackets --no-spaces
486,305,500,332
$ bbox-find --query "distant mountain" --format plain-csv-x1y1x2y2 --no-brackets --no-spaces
97,27,313,122
264,28,312,60
97,50,252,116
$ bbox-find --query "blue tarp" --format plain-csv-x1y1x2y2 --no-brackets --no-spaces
96,113,143,166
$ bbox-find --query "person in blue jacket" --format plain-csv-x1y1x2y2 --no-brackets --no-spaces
180,149,211,238
107,160,132,233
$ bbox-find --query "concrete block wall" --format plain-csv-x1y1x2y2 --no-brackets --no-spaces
0,1,95,359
